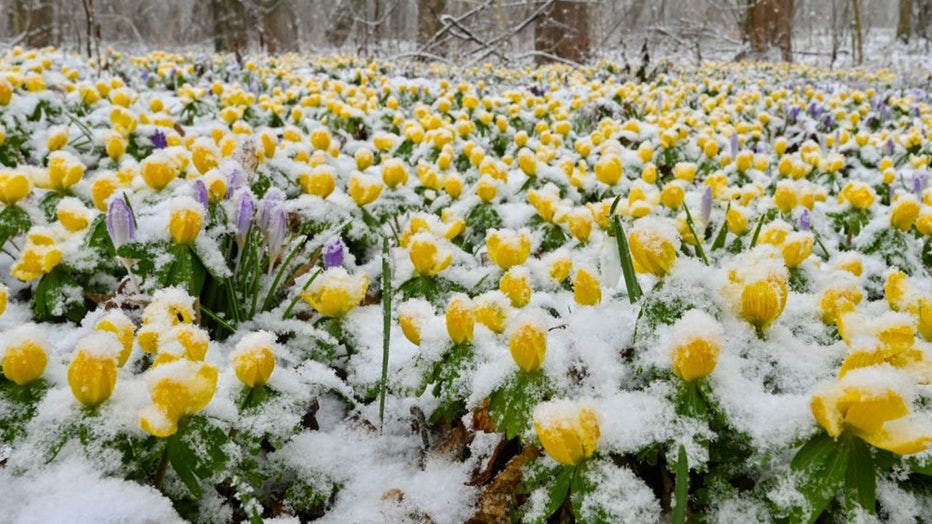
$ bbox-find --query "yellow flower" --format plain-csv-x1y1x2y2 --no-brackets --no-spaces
673,162,697,182
231,331,277,388
735,150,754,172
399,299,433,345
773,182,797,213
0,77,12,105
381,158,409,188
885,270,914,313
628,219,679,277
2,330,48,385
56,197,94,232
567,208,593,243
819,282,864,325
46,125,68,151
68,333,120,407
445,295,475,345
500,267,532,308
310,127,332,151
96,310,135,366
779,232,814,268
0,171,31,206
355,148,374,171
474,292,509,334
918,298,932,342
890,196,921,231
0,283,6,317
726,207,748,235
11,228,62,281
299,165,337,198
348,172,384,206
533,400,600,466
156,324,210,362
517,148,537,176
573,267,602,306
811,371,932,455
301,268,369,319
660,182,685,210
670,311,721,382
104,131,126,160
740,279,787,331
140,360,218,437
110,106,137,135
169,201,204,244
191,139,219,175
594,154,623,185
141,153,179,191
477,176,497,202
486,229,531,270
408,233,452,276
840,181,876,210
509,319,547,373
45,151,85,192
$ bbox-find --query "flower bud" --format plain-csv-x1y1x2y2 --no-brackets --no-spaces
500,266,532,308
68,333,120,407
594,154,622,185
509,318,547,373
409,232,453,276
140,152,178,191
301,268,369,319
486,229,531,270
670,310,721,382
741,279,786,331
2,328,48,385
445,295,475,345
107,196,136,249
573,267,602,306
399,299,433,345
348,172,383,206
231,331,277,388
628,218,679,277
381,158,409,189
169,199,205,244
533,400,600,466
96,310,136,366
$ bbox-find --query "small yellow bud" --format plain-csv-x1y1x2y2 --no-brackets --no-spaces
231,332,277,388
408,233,452,276
573,267,602,306
533,400,600,466
486,229,531,270
301,268,369,319
169,201,204,244
445,296,475,345
2,330,48,385
628,219,679,277
671,311,721,382
509,320,546,373
500,267,532,308
68,333,120,407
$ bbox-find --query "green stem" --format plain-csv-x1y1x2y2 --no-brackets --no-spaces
153,445,169,491
260,234,308,312
682,204,709,266
611,214,643,303
380,234,392,430
200,305,237,333
281,268,322,320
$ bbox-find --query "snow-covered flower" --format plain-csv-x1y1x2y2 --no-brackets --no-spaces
231,331,277,389
533,400,600,466
300,267,369,319
67,333,120,408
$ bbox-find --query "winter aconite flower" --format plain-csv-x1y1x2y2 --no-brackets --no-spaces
740,279,787,332
140,152,178,191
839,181,876,210
96,310,136,366
348,172,383,206
169,199,205,244
509,317,547,373
670,310,722,382
399,299,433,346
1,327,48,385
0,283,7,318
140,360,218,438
68,333,120,408
811,369,932,455
533,400,600,466
42,151,85,192
11,228,62,281
572,267,602,306
445,295,475,345
890,195,921,232
301,268,369,319
409,232,453,276
500,266,532,308
231,331,277,388
0,170,31,206
486,229,531,270
628,217,679,277
298,165,337,198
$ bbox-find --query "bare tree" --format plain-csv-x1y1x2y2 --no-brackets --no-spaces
211,0,252,53
260,0,298,53
897,0,911,42
745,0,794,61
10,0,56,47
534,0,591,64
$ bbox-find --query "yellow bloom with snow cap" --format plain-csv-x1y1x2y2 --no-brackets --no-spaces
399,299,434,345
138,288,197,354
0,170,31,206
381,158,409,189
819,281,864,325
500,266,532,308
594,154,623,185
474,292,510,334
301,267,369,319
628,217,679,277
12,227,62,281
573,267,602,306
890,195,921,231
68,332,120,408
839,181,876,210
509,316,547,373
348,172,384,206
56,197,94,232
445,295,475,345
232,331,277,388
533,400,600,466
670,310,722,382
299,165,337,198
810,368,932,455
486,229,531,270
723,249,788,332
141,152,179,191
2,327,48,385
169,199,205,244
140,360,218,438
408,232,452,276
96,310,135,366
0,283,6,317
43,151,85,192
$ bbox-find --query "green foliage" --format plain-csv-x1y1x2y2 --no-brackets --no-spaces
488,371,553,439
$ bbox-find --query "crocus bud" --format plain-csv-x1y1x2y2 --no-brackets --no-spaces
231,331,277,388
107,196,136,250
323,236,345,269
68,333,120,407
233,190,255,249
533,400,600,466
192,179,210,210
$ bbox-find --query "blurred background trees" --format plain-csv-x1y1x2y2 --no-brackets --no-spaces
1,0,928,66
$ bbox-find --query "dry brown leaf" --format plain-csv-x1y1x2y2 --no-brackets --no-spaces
466,444,540,524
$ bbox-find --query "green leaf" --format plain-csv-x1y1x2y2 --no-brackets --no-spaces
39,191,65,223
611,214,643,303
790,431,849,524
488,372,551,439
844,436,876,517
166,432,203,497
672,445,689,524
710,220,729,251
541,465,574,522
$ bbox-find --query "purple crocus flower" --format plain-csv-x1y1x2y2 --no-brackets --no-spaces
257,188,285,230
192,179,209,210
914,172,927,196
151,130,167,150
234,190,255,248
808,102,822,118
323,237,345,269
141,69,149,83
799,209,811,232
886,138,896,157
730,132,739,159
700,186,712,224
107,196,136,249
263,207,288,271
226,168,245,198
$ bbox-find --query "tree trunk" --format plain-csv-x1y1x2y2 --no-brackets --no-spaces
10,0,56,48
417,0,446,49
898,0,912,43
745,0,794,62
211,0,251,53
534,0,591,64
851,0,863,64
325,0,366,47
261,0,297,53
